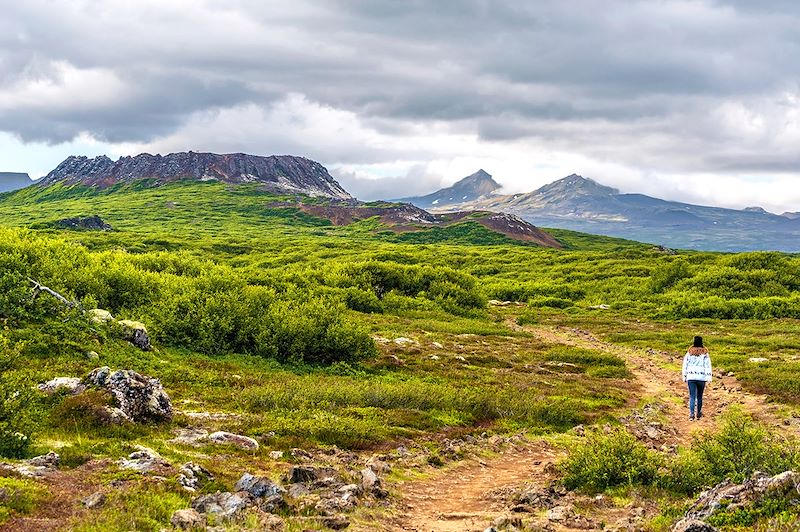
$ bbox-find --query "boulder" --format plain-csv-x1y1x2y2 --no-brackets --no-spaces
671,519,718,532
82,491,106,509
208,431,259,450
27,451,60,469
171,508,206,530
321,514,350,530
84,367,172,423
88,308,114,324
118,320,151,350
178,462,214,492
119,447,170,473
191,491,251,521
289,465,318,484
37,377,84,395
234,473,284,498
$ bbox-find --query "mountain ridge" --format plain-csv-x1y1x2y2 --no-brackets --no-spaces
395,169,501,208
40,151,353,200
399,172,800,252
0,172,33,193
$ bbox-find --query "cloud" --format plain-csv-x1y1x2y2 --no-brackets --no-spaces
1,0,800,210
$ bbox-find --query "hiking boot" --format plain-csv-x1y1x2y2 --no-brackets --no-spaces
689,415,695,421
697,412,702,419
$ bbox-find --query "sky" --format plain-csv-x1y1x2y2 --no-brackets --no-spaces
1,1,799,212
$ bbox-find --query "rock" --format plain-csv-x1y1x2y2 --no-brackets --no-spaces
546,505,572,522
366,455,392,474
37,377,84,395
169,427,209,446
360,467,379,491
321,515,350,530
171,508,206,529
54,215,112,231
84,367,173,423
671,519,718,532
291,448,313,460
234,473,284,498
288,483,310,498
117,320,151,350
27,451,60,469
748,357,769,363
208,431,259,450
88,308,114,324
82,491,106,509
86,351,100,361
191,491,251,521
337,484,362,495
260,513,285,531
492,515,522,528
119,447,169,473
178,462,214,492
289,465,318,484
269,450,284,460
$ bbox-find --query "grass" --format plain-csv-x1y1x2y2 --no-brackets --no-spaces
1,179,800,529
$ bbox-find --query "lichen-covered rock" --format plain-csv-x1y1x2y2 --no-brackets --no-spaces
289,465,318,484
27,452,60,469
117,320,151,350
37,377,84,395
671,519,718,532
82,491,106,509
88,308,114,324
191,491,251,521
119,446,170,473
234,473,284,498
178,462,214,492
208,431,259,450
84,367,172,423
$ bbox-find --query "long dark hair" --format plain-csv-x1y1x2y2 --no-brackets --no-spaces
693,336,704,348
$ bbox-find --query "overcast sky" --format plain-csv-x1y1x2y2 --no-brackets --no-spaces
1,0,799,211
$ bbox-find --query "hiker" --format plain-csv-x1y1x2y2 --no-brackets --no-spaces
682,335,712,420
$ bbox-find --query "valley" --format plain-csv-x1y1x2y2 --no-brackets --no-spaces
0,153,798,531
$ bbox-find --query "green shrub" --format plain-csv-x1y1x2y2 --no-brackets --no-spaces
528,296,573,309
0,336,35,458
561,426,662,491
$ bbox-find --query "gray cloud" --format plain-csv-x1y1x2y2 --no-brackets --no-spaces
1,0,799,184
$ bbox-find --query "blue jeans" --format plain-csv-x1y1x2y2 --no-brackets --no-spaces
688,380,706,418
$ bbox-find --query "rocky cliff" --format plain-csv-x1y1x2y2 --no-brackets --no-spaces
40,152,352,199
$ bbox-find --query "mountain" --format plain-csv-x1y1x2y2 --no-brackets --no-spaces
395,169,501,209
0,172,33,193
40,152,352,200
411,173,800,252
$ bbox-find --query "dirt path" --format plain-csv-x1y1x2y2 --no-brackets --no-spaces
388,323,793,532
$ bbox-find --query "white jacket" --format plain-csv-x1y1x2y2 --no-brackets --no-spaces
682,347,712,382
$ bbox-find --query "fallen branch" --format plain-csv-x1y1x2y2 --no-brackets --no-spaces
28,278,79,309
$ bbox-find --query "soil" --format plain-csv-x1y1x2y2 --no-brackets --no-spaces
383,323,795,532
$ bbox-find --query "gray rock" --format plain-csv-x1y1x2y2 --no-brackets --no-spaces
234,473,283,498
360,467,379,491
191,491,251,521
37,377,85,395
82,491,106,509
119,446,169,473
208,431,259,450
88,308,114,324
86,351,100,361
84,367,173,423
169,427,209,446
671,519,718,532
178,462,214,492
27,451,60,469
171,508,206,529
546,505,572,522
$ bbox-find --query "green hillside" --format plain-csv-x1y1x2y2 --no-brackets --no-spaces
1,181,799,530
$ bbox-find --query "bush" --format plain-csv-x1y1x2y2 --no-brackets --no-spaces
561,426,661,491
0,338,35,458
660,409,800,494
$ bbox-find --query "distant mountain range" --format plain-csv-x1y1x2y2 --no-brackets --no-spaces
395,169,500,208
398,172,800,252
0,172,32,193
41,152,353,200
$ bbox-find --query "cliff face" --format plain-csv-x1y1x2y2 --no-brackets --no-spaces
0,172,32,193
40,152,352,199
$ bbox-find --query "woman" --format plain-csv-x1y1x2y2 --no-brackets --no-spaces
682,336,712,420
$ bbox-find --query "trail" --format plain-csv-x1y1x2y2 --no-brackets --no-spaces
388,323,794,532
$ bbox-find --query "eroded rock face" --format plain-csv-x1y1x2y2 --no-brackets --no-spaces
84,367,173,423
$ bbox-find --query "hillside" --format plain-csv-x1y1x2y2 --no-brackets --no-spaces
0,163,798,531
409,173,800,252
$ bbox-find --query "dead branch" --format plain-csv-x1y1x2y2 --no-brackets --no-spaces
28,278,78,309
